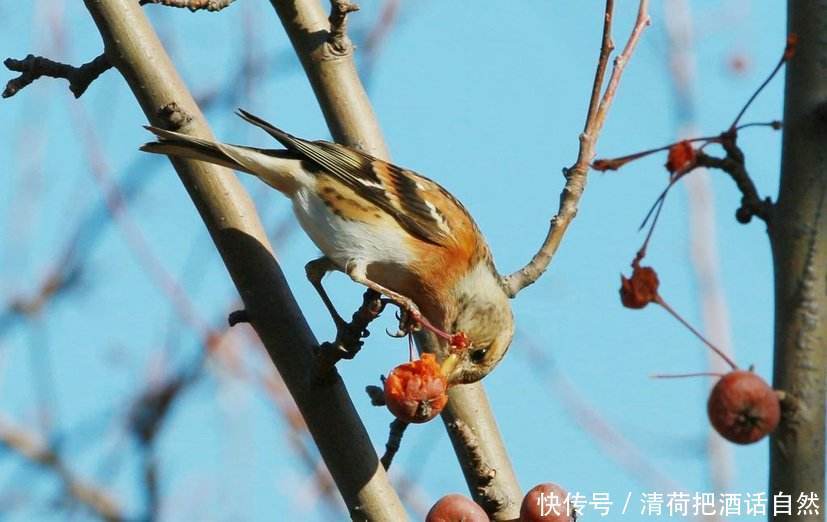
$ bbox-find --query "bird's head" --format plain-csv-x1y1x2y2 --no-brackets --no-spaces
437,261,515,385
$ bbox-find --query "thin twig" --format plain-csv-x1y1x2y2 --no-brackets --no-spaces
503,0,651,296
138,0,235,12
380,419,408,470
0,417,123,521
3,53,111,98
314,289,385,377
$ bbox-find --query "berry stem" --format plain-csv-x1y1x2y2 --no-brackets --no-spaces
654,295,738,370
650,372,726,379
730,41,793,129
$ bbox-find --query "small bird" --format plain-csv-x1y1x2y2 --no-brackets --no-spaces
141,110,514,384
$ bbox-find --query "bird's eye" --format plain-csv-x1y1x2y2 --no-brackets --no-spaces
470,348,488,364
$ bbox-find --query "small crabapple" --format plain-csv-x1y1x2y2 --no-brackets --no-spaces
707,370,781,444
520,483,574,522
383,353,448,424
425,494,488,522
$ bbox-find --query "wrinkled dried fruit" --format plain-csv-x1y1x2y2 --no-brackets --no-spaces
520,483,574,522
384,353,448,423
425,494,488,522
620,264,660,309
707,370,781,444
665,140,696,174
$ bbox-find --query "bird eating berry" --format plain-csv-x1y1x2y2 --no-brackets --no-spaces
141,110,515,384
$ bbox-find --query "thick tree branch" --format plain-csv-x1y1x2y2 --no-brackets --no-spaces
503,0,651,297
268,1,524,518
0,417,123,521
769,5,827,519
2,53,111,99
138,0,235,11
76,1,406,520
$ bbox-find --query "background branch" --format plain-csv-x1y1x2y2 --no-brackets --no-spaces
79,1,406,520
0,417,122,521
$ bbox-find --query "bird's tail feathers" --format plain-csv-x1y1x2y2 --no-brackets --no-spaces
140,126,306,194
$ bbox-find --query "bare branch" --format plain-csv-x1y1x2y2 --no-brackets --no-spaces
503,0,651,297
0,417,123,521
138,0,235,12
3,53,111,98
314,289,385,376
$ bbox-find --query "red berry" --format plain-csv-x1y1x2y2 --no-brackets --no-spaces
620,264,660,309
384,354,448,424
520,483,574,522
665,140,696,174
707,370,781,444
425,494,488,522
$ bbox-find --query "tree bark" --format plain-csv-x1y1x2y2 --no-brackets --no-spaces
81,1,407,520
267,1,524,518
770,4,827,520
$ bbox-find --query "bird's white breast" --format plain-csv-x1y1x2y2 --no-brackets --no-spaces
290,187,414,270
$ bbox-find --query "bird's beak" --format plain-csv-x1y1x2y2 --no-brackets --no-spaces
440,352,460,383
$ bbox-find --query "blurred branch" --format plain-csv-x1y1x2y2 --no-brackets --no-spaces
518,332,684,492
138,0,235,11
0,257,82,338
0,416,123,521
359,0,400,83
77,1,406,520
663,0,734,505
2,53,111,98
503,0,651,297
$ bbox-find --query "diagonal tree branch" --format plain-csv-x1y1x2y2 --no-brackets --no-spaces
502,0,651,297
75,1,407,520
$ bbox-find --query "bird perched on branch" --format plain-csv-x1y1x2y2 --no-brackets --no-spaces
141,110,514,384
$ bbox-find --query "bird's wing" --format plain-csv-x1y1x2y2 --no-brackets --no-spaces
237,109,478,248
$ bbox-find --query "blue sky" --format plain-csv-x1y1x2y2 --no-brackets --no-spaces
1,1,788,520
